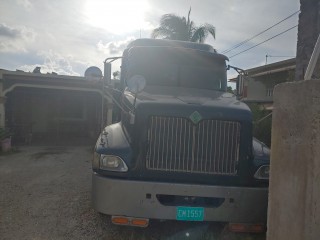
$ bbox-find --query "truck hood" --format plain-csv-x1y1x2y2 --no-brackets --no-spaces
124,86,249,112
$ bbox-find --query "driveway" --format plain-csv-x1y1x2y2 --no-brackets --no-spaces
0,146,266,240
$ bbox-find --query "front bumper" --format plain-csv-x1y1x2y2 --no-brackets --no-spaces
92,173,268,223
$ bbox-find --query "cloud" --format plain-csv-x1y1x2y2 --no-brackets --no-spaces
0,23,36,53
0,41,27,53
0,23,35,40
97,37,135,55
0,0,299,79
18,50,84,76
0,23,23,38
16,0,33,10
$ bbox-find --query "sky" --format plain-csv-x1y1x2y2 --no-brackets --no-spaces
0,0,300,80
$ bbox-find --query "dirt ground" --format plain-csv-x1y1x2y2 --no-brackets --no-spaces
0,146,266,240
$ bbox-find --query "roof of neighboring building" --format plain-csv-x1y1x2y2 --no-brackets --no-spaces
0,69,83,80
229,58,296,82
0,69,102,86
0,69,107,97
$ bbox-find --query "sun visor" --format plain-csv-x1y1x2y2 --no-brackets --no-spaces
127,46,228,65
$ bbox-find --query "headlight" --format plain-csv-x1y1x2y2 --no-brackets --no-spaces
99,155,128,172
254,165,269,180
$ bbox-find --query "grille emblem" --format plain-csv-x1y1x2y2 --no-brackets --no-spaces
189,111,202,124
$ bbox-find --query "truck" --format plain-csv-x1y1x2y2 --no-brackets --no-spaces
92,38,270,232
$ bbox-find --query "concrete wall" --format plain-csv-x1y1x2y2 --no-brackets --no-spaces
267,80,320,240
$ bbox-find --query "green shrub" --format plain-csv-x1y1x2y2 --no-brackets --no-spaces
248,103,272,147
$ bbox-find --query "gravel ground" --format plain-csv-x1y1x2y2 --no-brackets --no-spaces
0,146,266,240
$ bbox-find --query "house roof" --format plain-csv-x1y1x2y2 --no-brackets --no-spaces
229,58,296,82
0,69,103,87
0,69,85,81
0,68,107,97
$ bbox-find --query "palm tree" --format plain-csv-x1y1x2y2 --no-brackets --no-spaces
151,8,215,43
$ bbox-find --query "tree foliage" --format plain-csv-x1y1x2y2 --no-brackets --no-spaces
249,103,272,147
151,8,215,43
112,71,120,80
227,86,234,94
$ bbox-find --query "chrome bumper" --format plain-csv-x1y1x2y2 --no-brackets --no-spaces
92,173,268,223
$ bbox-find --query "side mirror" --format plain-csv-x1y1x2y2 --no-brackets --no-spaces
127,75,146,94
236,74,245,99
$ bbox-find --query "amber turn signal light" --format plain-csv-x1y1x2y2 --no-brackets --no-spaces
111,216,149,227
131,218,149,227
112,216,129,225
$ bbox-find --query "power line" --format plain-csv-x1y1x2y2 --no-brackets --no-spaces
228,25,298,59
221,10,300,54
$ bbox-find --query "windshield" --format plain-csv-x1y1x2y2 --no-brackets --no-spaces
126,47,227,91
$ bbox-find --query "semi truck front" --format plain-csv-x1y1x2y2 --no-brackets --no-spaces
92,39,269,231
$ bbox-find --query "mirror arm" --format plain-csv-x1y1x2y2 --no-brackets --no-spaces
129,92,139,124
104,57,122,64
227,65,246,75
227,65,247,100
103,57,122,85
104,86,127,113
133,94,138,110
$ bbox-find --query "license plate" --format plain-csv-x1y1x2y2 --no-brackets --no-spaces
176,207,204,221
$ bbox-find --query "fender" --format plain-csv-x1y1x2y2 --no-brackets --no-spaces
95,123,132,165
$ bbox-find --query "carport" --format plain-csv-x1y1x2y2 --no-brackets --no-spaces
0,70,112,145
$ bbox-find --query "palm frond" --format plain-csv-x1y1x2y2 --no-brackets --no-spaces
152,9,216,43
151,27,174,39
191,24,215,43
158,14,189,40
187,7,191,27
159,14,186,31
188,21,195,40
204,23,216,39
191,27,207,43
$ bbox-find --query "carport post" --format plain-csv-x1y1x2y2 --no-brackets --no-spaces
101,93,104,130
0,84,5,128
0,100,5,128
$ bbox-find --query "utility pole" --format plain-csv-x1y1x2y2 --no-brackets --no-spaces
265,55,295,65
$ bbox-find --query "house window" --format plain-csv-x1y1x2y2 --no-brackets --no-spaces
266,88,273,97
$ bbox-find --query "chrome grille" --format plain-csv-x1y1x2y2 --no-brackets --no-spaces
146,116,241,175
